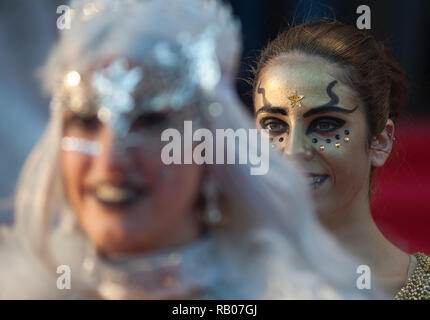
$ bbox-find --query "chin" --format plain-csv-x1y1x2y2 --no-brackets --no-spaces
310,192,337,219
91,228,137,254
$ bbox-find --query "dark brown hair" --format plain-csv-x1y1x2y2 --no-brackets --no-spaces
251,19,408,143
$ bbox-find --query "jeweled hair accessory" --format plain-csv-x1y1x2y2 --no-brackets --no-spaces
91,59,142,137
69,0,138,22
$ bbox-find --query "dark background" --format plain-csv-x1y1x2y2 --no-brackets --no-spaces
227,0,430,115
0,0,429,252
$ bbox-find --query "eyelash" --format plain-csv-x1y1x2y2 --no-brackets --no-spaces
307,117,345,134
65,111,170,132
259,116,345,135
65,114,101,131
130,112,169,131
259,117,288,135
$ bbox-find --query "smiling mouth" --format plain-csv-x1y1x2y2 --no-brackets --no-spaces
92,183,148,208
307,174,329,190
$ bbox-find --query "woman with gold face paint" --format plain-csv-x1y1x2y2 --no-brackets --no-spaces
252,20,430,299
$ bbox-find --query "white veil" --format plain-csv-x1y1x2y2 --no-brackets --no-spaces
0,0,381,299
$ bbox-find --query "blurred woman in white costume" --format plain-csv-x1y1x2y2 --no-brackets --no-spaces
0,0,378,299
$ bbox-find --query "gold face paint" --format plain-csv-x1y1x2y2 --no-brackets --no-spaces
254,55,371,217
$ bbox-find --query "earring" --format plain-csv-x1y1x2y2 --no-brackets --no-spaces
202,175,223,227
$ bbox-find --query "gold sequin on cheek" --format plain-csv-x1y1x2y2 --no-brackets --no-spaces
335,143,341,148
394,253,430,300
344,137,350,143
319,145,325,151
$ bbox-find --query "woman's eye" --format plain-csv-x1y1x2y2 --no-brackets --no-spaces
66,114,101,131
259,117,289,134
131,112,169,131
308,117,345,134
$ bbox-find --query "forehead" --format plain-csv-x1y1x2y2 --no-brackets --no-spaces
254,56,360,110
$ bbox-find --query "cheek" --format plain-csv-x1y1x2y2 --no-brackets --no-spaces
322,132,371,194
60,151,90,210
153,164,203,216
134,148,203,218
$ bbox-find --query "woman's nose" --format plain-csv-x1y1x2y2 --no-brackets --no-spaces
97,127,133,171
283,128,313,161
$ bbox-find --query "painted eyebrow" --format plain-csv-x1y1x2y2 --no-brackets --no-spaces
255,106,288,116
303,105,358,118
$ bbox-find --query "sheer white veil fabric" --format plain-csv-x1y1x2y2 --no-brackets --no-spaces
0,0,380,299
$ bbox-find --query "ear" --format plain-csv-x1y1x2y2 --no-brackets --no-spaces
370,119,395,168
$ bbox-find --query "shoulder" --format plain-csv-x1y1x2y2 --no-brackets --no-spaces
394,252,430,300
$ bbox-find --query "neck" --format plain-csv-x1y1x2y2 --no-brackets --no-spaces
318,183,410,297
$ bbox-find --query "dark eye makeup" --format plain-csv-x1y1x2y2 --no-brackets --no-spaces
64,110,173,134
65,113,101,131
259,117,289,135
130,111,170,131
259,116,345,136
306,117,345,134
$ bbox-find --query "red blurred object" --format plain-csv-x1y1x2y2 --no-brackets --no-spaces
371,118,430,255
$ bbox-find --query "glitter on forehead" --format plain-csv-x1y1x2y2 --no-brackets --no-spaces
183,27,221,92
146,27,221,112
92,59,143,116
148,40,194,112
153,41,179,68
91,59,143,137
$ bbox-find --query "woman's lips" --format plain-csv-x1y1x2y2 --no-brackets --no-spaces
92,183,148,208
306,174,329,190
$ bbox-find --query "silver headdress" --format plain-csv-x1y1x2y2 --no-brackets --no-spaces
47,0,240,151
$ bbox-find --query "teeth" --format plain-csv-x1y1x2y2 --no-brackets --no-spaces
95,184,138,204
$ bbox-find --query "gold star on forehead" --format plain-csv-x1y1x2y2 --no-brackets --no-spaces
288,91,304,108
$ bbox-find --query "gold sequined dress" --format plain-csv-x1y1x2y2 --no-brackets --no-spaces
394,252,430,299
